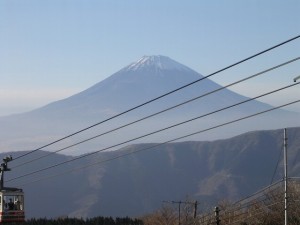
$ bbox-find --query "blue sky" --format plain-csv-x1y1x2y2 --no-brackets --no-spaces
0,0,300,116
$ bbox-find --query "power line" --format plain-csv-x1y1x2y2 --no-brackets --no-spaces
12,57,300,169
8,94,300,184
198,200,284,225
197,179,300,225
232,179,283,208
8,83,300,182
224,200,285,225
221,183,284,215
8,85,300,182
12,35,300,162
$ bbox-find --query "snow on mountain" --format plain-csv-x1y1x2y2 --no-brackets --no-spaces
34,55,274,124
0,55,299,154
124,55,192,72
33,55,208,116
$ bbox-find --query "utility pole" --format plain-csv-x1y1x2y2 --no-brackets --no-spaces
163,200,198,225
284,128,288,225
163,201,182,225
193,200,198,218
214,206,220,225
177,201,182,225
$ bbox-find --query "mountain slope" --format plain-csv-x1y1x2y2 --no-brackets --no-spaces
7,127,300,218
32,55,271,116
0,55,299,154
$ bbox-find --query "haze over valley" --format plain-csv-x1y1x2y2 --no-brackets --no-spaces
0,55,299,156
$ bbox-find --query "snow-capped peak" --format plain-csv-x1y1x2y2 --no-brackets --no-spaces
124,55,191,72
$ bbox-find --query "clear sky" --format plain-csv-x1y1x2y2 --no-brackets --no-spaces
0,0,300,116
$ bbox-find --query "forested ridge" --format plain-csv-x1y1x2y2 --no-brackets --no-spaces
20,216,143,225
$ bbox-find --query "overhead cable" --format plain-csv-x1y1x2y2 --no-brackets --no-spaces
12,99,300,185
13,35,300,162
12,57,300,169
8,85,300,183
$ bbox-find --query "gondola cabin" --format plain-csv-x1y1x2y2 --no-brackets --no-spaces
0,156,25,223
0,188,25,223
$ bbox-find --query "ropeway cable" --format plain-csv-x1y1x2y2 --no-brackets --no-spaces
8,83,300,182
11,98,300,186
7,83,300,183
11,57,300,169
12,35,300,162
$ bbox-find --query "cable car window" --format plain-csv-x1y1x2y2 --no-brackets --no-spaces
3,195,24,211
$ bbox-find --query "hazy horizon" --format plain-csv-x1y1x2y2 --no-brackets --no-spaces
1,1,300,116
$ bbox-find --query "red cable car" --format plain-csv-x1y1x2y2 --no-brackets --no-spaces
0,156,25,223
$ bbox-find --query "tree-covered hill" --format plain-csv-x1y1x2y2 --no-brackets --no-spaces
21,216,143,225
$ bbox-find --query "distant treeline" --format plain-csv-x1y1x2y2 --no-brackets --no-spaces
21,216,143,225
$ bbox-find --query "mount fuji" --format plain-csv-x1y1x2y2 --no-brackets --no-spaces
0,55,299,154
